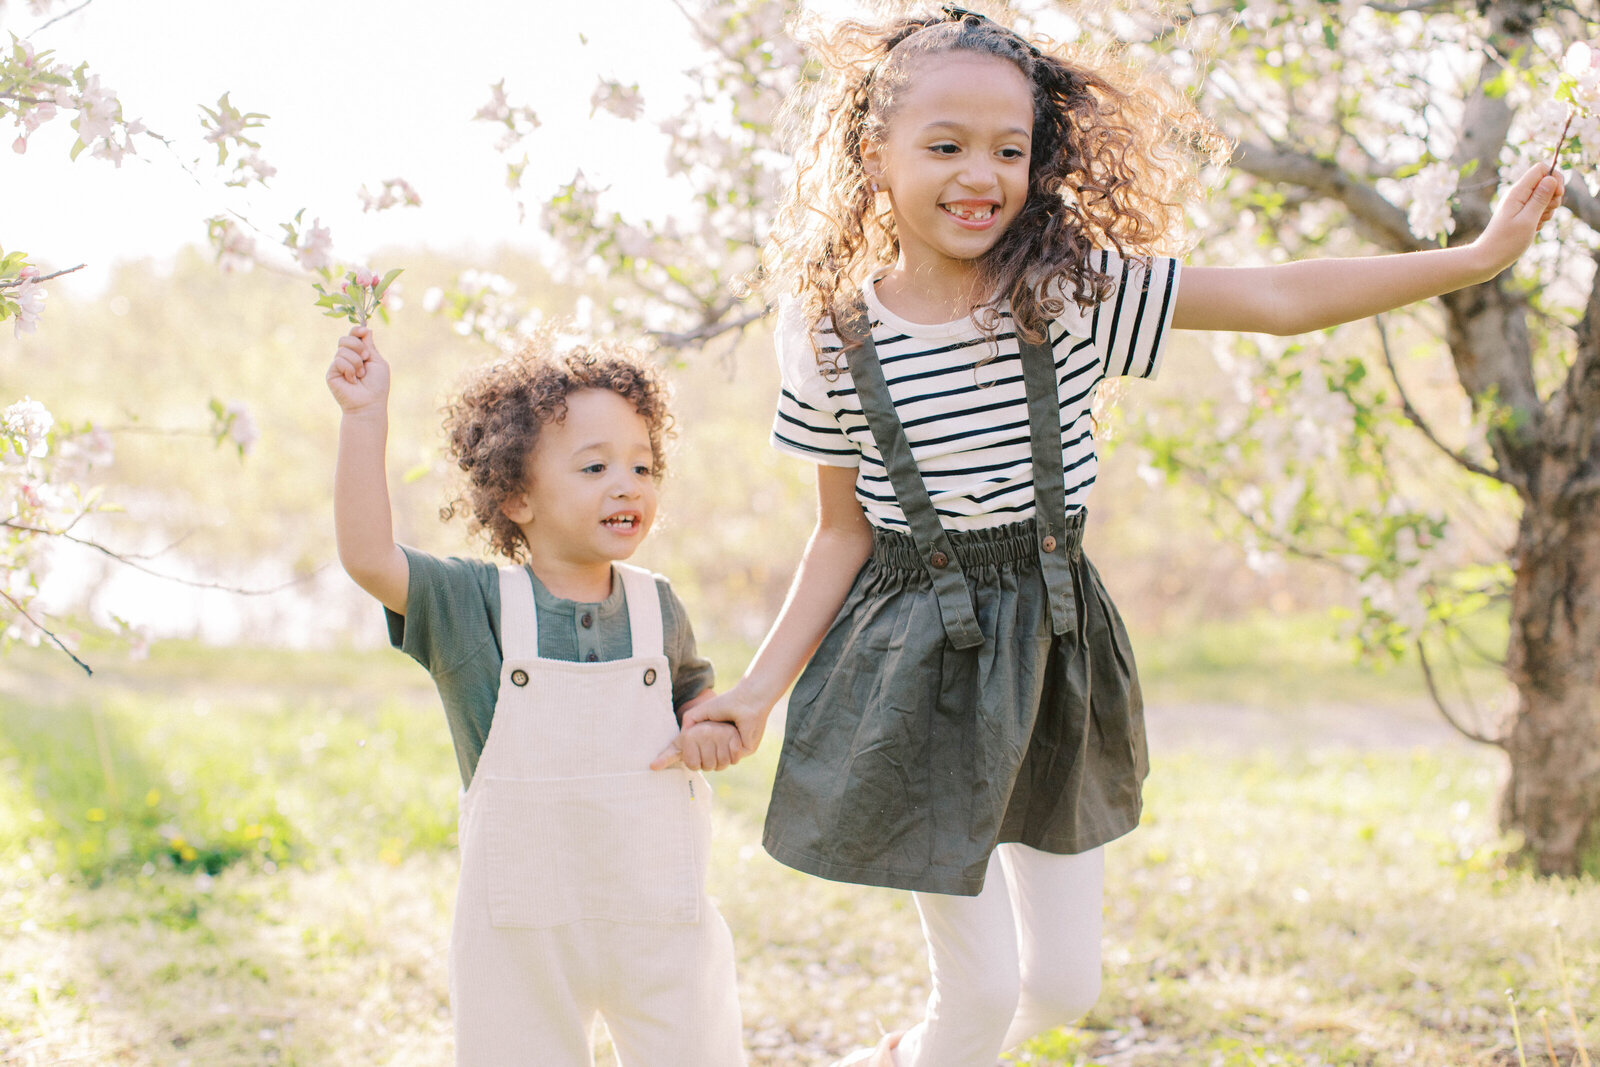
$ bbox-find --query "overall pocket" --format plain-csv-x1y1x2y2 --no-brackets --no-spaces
481,770,704,928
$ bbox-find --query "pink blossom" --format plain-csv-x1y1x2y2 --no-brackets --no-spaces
226,402,259,454
295,218,335,273
354,268,377,288
11,281,46,339
12,137,25,155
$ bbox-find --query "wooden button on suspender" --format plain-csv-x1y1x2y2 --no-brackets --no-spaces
929,551,949,568
1042,535,1057,553
510,669,529,687
643,668,657,686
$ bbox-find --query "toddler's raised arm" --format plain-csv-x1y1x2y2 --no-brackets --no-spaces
326,325,409,614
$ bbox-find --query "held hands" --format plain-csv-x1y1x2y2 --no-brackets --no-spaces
1471,163,1567,278
651,719,742,772
677,684,770,760
651,686,771,771
325,326,389,414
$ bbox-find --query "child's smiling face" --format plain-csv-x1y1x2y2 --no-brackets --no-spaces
864,51,1034,282
501,387,659,591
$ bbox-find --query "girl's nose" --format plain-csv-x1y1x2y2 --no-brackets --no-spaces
958,161,997,190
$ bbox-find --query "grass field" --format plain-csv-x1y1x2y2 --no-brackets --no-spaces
1,619,1595,1066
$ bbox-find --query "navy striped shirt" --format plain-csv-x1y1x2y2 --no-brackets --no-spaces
771,250,1181,531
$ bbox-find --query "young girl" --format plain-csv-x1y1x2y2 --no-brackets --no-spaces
326,327,745,1067
682,8,1566,1066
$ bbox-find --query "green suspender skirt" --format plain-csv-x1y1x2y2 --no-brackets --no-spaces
761,305,1149,897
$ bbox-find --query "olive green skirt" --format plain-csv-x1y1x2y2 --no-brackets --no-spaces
761,516,1146,896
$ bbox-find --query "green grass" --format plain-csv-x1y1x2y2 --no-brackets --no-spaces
1,625,1593,1066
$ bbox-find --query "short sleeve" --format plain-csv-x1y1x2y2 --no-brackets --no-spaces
769,299,862,467
1086,249,1182,381
385,546,499,676
656,577,716,717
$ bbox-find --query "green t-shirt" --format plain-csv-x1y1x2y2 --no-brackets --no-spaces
386,545,715,788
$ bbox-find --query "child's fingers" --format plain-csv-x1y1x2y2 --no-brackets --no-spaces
649,738,683,771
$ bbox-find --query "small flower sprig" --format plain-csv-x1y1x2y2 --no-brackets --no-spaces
1550,42,1600,176
312,267,402,326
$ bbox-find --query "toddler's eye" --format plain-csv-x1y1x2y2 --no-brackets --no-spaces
634,465,655,477
929,143,960,156
582,463,605,474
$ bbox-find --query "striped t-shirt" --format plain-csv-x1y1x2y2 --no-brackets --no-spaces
770,250,1181,532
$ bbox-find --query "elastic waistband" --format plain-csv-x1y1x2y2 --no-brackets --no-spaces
870,511,1086,571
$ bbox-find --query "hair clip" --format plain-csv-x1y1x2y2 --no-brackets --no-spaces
940,4,987,22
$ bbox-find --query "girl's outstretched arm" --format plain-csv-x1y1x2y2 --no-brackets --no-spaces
327,326,409,614
1171,163,1566,335
668,464,874,760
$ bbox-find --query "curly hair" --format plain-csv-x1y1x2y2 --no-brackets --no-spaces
765,3,1226,366
439,337,674,561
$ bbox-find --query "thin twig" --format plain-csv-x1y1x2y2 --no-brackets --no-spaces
1416,637,1505,746
0,263,87,287
0,520,327,594
1549,110,1576,179
1374,315,1506,483
27,0,96,37
650,305,771,350
0,588,91,676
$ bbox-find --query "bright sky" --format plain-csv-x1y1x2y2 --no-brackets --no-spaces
1,0,735,297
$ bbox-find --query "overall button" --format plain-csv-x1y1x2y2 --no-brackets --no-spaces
510,669,529,687
643,668,657,686
1042,535,1057,553
585,651,599,663
929,551,949,568
580,612,593,629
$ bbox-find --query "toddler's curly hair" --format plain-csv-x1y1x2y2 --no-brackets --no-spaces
765,3,1226,365
439,338,673,561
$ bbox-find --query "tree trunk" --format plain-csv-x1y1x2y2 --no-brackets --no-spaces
1503,499,1600,875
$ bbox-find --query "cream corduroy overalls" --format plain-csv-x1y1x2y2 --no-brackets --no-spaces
450,563,745,1067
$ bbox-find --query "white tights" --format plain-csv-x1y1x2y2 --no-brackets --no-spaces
893,844,1105,1067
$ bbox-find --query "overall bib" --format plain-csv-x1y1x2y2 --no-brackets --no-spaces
450,563,745,1067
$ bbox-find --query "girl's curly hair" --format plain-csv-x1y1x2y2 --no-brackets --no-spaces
765,4,1226,366
439,337,673,561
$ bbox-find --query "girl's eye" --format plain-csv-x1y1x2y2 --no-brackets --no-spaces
999,147,1027,161
930,143,961,156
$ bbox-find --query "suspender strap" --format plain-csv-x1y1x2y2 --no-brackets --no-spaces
1016,331,1085,637
613,563,665,659
839,302,985,651
498,565,541,659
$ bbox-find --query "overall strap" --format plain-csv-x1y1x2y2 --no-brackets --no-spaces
612,563,665,659
1016,330,1085,637
838,302,984,651
497,565,541,660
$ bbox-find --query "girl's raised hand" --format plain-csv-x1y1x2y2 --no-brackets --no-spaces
1472,163,1566,276
325,326,390,414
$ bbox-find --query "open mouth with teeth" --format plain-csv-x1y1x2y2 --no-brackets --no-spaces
601,514,641,531
942,201,998,224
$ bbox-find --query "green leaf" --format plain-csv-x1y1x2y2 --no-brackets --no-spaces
373,268,403,302
68,137,86,162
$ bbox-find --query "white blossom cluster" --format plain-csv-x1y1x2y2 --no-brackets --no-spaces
1406,163,1459,244
422,271,538,351
6,39,146,164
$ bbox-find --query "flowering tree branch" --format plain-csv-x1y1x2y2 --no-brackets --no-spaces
1373,315,1506,484
0,587,91,676
1230,141,1424,252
